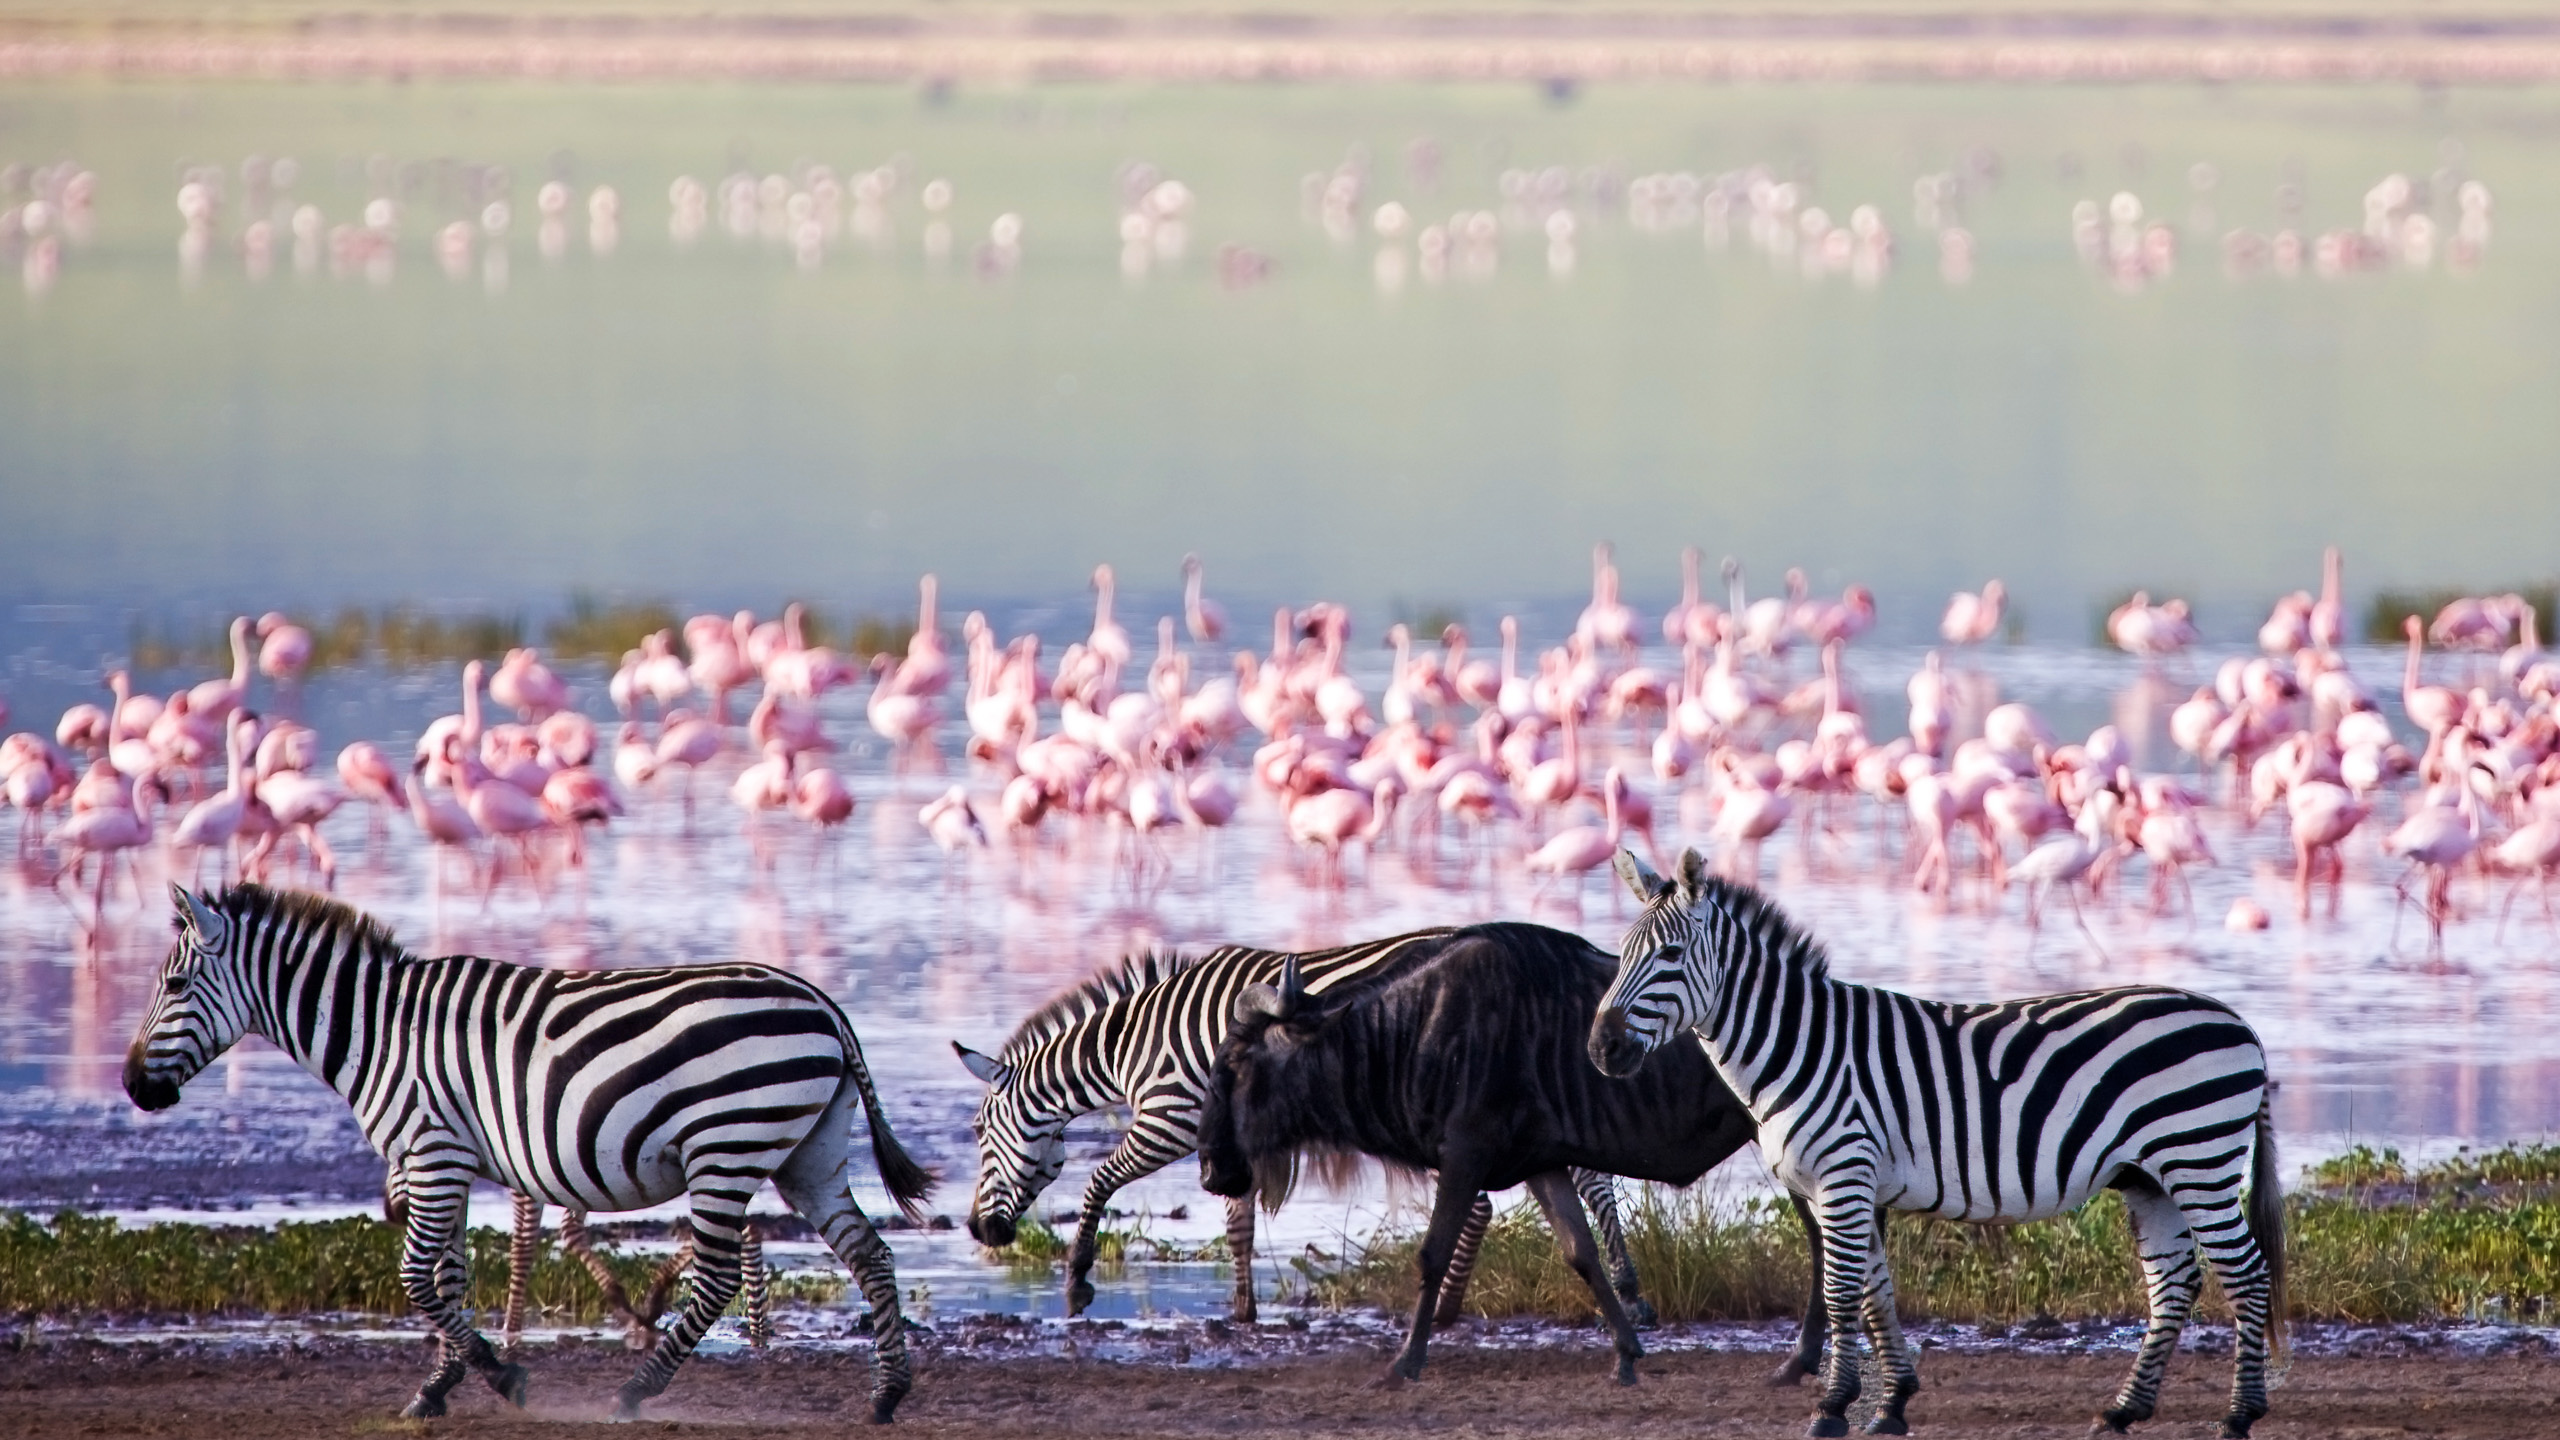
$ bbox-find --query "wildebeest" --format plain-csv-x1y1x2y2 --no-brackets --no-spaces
1197,920,1824,1388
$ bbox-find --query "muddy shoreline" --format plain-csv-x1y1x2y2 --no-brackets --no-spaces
4,1316,2557,1438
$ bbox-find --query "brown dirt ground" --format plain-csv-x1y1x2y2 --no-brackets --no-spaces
2,1339,2554,1440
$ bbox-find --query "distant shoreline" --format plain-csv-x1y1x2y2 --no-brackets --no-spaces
5,13,2560,86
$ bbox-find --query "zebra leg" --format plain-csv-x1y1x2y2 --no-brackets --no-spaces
612,1188,751,1420
1524,1170,1644,1387
1572,1168,1653,1326
502,1192,542,1354
410,1226,473,1416
560,1207,661,1350
1431,1192,1494,1327
775,1171,913,1424
1223,1194,1261,1324
1383,1168,1493,1386
2098,1178,2202,1433
393,1164,529,1418
1856,1224,1920,1436
1806,1181,1877,1438
1064,1127,1190,1317
740,1222,774,1349
2185,1184,2278,1438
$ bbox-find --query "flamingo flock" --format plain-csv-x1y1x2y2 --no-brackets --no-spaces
3,547,2556,955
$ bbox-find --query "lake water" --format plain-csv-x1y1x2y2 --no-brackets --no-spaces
3,74,2557,1321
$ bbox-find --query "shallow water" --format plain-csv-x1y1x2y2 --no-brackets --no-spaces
2,627,2554,1318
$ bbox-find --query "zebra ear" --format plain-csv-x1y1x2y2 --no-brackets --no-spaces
1613,848,1663,901
1676,847,1710,904
173,885,224,943
952,1042,1008,1086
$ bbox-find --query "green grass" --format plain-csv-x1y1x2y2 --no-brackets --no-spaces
1310,1145,2560,1328
543,594,683,665
0,1211,835,1322
981,1214,1228,1275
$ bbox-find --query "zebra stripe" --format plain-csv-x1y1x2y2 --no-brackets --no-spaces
1593,850,2284,1439
124,883,928,1423
959,929,1646,1324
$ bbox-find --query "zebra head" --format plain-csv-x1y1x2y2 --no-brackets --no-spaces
954,1041,1067,1249
1590,847,1720,1078
125,885,252,1112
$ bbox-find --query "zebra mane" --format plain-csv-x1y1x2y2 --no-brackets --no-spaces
208,883,409,960
999,948,1205,1060
1695,876,1831,982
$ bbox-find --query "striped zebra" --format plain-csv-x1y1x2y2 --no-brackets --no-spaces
125,884,930,1423
1590,851,2285,1439
956,929,1648,1325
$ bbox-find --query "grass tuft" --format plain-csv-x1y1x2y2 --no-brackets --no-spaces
543,594,683,664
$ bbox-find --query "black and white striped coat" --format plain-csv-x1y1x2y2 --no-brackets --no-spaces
957,929,1645,1324
125,884,930,1423
1591,850,2285,1440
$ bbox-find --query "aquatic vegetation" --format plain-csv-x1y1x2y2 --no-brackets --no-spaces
0,1211,765,1323
544,594,683,663
983,1214,1224,1274
1310,1148,2560,1327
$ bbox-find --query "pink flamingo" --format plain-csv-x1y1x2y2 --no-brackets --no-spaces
540,766,621,867
1181,554,1227,644
1662,547,1709,648
172,717,256,884
2309,547,2346,652
1525,768,1626,897
921,786,989,852
446,733,549,896
336,741,405,848
792,767,855,829
2402,615,2465,756
1087,564,1132,670
1514,707,1582,834
731,740,796,820
405,753,482,887
255,612,313,682
54,766,152,919
612,722,660,792
107,669,163,745
1285,778,1398,888
892,575,952,699
2491,816,2560,935
252,761,346,890
655,709,721,817
636,630,695,714
1712,756,1792,882
489,648,568,720
2384,784,2479,950
685,612,758,725
865,655,939,771
55,700,108,757
2287,780,2369,920
538,711,598,769
1575,542,1638,656
189,617,253,720
2135,791,2215,915
2258,593,2313,657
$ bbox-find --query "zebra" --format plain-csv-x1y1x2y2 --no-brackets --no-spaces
1589,850,2285,1439
955,929,1651,1326
125,884,931,1423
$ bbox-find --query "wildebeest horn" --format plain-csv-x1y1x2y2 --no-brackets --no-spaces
1234,983,1286,1025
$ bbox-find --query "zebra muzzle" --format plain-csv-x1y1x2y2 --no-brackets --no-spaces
967,1211,1015,1247
123,1048,181,1111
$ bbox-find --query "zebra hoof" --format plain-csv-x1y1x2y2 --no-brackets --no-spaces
1369,1364,1415,1391
870,1393,904,1424
2217,1420,2255,1440
1864,1416,1910,1435
400,1393,448,1420
1808,1415,1851,1438
485,1362,530,1408
1767,1355,1815,1388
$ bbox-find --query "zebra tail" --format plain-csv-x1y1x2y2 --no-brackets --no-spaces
2249,1093,2290,1380
845,1038,937,1221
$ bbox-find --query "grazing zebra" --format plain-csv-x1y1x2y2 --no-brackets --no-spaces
955,930,1650,1325
125,884,930,1423
1590,850,2285,1439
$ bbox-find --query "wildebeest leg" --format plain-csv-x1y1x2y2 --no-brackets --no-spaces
1768,1192,1832,1385
1431,1192,1495,1326
1222,1195,1261,1324
1384,1169,1489,1386
1571,1169,1652,1325
1525,1170,1643,1386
